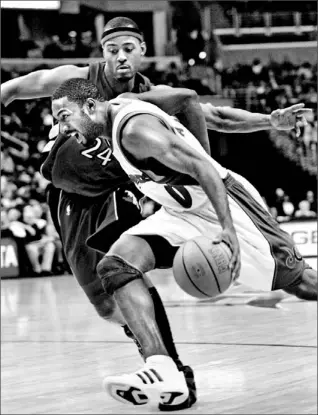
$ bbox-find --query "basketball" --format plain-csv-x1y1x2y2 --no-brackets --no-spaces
173,236,233,299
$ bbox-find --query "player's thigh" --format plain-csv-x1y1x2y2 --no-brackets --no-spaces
46,184,63,237
228,170,269,211
225,174,305,290
57,191,106,291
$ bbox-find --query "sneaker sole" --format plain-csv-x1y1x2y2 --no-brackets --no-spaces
103,380,150,406
159,365,197,411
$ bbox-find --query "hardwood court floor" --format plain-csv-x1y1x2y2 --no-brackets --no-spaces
1,271,317,414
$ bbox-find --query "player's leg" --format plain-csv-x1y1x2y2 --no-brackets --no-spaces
50,188,125,324
223,173,317,299
226,172,317,305
55,185,196,408
283,266,317,300
88,189,196,368
97,233,192,408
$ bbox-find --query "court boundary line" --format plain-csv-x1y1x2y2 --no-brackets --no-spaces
1,340,316,349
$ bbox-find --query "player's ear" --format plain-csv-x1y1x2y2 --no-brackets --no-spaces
85,98,96,114
140,41,147,57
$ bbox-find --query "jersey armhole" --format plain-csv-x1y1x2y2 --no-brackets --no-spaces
116,112,149,170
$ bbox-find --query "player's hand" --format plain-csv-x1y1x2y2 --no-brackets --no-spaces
213,227,241,281
270,103,312,137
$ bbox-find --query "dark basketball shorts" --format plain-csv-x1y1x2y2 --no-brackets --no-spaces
46,185,143,303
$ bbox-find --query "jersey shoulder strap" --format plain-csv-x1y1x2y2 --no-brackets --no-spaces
88,61,100,82
133,72,153,93
88,61,112,99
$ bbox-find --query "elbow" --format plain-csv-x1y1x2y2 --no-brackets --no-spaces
1,84,15,107
182,88,199,111
185,88,199,103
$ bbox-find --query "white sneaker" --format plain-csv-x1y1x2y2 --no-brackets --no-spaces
103,355,189,406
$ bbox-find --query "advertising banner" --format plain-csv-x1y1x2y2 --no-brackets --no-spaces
280,219,317,258
0,237,20,278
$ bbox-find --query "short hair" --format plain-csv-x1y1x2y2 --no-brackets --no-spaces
104,17,140,32
52,78,105,106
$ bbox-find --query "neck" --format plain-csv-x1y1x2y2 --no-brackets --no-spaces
104,64,135,94
100,101,113,137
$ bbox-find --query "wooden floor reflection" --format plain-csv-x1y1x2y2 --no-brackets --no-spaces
1,272,317,414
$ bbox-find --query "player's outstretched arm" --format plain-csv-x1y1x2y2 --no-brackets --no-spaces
1,65,88,106
201,102,312,136
122,114,241,280
119,87,210,154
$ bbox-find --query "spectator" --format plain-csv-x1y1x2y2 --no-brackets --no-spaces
164,62,182,88
251,58,268,84
297,62,313,81
2,182,19,210
18,38,43,59
22,205,56,277
40,107,54,136
282,195,295,219
295,200,316,218
269,206,278,220
304,190,317,214
43,35,65,59
1,148,15,174
1,210,10,231
273,187,286,217
75,30,97,57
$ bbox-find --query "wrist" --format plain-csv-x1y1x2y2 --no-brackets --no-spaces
263,114,272,129
222,219,235,231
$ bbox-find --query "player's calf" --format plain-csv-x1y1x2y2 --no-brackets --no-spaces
97,254,197,410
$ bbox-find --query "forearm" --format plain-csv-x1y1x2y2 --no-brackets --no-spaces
1,73,49,106
177,95,211,155
202,104,272,133
194,160,234,230
218,107,272,132
1,65,87,106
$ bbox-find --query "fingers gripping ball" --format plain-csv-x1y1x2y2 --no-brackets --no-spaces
173,236,233,299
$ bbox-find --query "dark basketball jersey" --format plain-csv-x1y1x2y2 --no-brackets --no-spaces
41,62,152,198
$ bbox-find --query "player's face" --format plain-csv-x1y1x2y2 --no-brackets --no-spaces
52,97,104,146
103,36,146,81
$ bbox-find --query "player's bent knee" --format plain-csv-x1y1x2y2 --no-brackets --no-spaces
96,255,143,296
108,234,156,272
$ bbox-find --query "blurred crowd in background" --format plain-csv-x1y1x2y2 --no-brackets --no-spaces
1,56,317,279
1,93,69,277
1,0,317,278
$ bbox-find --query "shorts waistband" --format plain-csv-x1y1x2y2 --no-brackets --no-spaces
223,173,235,187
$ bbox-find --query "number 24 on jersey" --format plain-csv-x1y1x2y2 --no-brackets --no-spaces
80,138,112,166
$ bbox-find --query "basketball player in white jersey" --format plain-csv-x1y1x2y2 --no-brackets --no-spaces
51,79,317,408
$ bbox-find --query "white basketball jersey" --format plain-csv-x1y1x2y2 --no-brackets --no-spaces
111,99,228,212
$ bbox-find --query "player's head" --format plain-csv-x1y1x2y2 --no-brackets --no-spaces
51,78,107,146
101,17,146,81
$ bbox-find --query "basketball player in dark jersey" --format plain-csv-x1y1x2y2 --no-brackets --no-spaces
1,16,312,409
51,77,317,408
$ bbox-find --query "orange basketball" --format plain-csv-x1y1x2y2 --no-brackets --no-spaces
173,236,233,299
